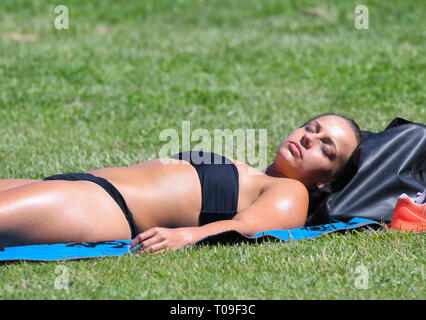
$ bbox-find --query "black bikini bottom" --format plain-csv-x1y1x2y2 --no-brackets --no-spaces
43,173,138,239
170,151,239,225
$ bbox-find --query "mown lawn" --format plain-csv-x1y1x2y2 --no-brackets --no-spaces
0,230,424,299
0,0,424,299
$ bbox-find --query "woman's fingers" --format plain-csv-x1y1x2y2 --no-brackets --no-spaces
130,238,169,254
128,227,161,250
145,240,168,254
128,227,183,254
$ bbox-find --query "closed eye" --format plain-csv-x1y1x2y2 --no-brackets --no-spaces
321,138,336,161
310,120,337,160
305,125,316,133
321,141,336,160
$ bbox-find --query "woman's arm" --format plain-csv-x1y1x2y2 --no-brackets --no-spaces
128,179,309,253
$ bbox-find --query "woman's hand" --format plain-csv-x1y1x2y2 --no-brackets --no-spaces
128,227,193,254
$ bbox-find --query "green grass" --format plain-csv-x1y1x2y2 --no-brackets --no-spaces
0,0,425,299
0,230,424,299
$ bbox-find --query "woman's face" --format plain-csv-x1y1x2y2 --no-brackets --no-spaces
273,115,358,189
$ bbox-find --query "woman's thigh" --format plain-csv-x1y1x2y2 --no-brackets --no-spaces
0,180,132,247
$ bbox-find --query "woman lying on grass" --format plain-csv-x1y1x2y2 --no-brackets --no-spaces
0,113,362,252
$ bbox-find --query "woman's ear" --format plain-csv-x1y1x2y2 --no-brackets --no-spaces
315,181,326,189
315,179,333,190
306,180,326,191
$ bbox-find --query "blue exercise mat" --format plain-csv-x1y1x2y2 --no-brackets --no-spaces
0,218,382,262
193,217,383,247
0,240,132,262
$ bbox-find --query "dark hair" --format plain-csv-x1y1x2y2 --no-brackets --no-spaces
301,113,364,187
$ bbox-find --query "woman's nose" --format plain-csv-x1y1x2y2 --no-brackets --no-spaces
301,133,314,149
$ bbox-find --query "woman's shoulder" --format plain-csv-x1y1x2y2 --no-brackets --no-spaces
262,178,310,218
260,174,310,210
273,177,309,198
234,172,309,230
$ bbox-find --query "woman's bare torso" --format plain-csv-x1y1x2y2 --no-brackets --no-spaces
88,158,274,232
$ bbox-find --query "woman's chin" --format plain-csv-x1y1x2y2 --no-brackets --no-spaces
273,153,305,181
276,146,296,167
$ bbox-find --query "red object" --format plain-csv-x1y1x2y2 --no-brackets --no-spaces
387,196,426,232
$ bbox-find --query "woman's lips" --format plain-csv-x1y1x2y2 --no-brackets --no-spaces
289,142,302,159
